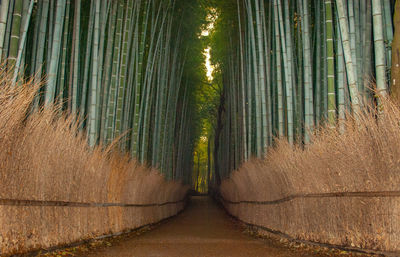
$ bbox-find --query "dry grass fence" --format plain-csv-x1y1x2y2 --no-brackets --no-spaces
220,97,400,254
0,73,189,256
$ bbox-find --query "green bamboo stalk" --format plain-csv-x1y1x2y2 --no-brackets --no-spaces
71,0,81,114
274,1,284,138
336,11,346,133
115,0,134,138
45,0,66,105
32,0,49,109
96,1,111,135
354,0,363,92
46,0,54,76
106,1,123,143
140,1,167,162
29,0,41,77
277,0,294,144
0,0,9,62
321,0,328,121
58,0,71,102
365,0,373,93
299,0,314,142
325,0,336,126
237,0,248,160
12,0,34,85
336,0,361,116
254,0,268,152
245,27,253,154
80,0,95,117
262,0,273,146
8,0,23,71
245,0,261,154
131,0,149,156
348,0,359,91
313,1,322,125
383,0,393,73
88,0,100,147
2,0,13,61
372,0,388,98
100,1,117,142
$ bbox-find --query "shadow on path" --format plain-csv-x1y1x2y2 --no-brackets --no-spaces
84,196,328,257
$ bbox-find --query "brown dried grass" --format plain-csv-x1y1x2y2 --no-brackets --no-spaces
0,75,188,255
221,97,400,253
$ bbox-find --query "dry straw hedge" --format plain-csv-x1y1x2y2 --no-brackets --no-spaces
0,73,188,256
220,97,400,254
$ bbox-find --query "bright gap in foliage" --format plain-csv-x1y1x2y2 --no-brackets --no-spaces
192,7,219,193
203,47,214,81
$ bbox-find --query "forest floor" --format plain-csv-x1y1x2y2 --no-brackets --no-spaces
41,196,377,257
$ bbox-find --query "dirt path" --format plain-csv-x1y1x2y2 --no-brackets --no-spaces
83,196,348,257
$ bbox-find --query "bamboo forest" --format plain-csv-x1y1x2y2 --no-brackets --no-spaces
1,0,400,256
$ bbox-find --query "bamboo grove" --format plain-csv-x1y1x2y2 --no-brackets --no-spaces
0,0,208,183
1,0,398,188
210,0,396,181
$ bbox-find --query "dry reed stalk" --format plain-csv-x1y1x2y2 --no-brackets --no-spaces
221,96,400,253
0,77,189,255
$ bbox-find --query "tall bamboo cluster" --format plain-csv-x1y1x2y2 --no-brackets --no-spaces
212,0,394,179
0,0,201,182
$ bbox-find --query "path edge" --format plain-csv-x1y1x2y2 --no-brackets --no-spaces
211,190,398,257
9,196,191,257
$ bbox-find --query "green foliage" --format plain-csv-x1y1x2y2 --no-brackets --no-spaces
209,0,237,68
186,1,223,191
